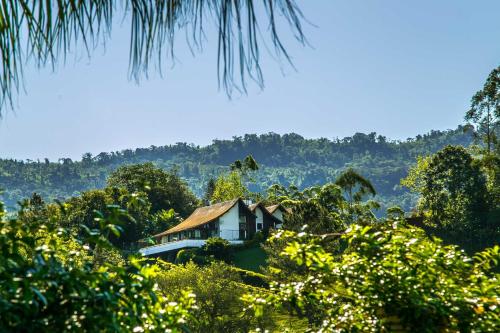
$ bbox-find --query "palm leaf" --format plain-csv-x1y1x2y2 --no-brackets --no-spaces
0,0,306,112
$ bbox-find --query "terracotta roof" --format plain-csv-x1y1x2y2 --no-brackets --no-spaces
153,199,240,237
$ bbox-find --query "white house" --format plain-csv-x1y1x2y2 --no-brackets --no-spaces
248,202,283,233
265,204,288,229
140,198,258,256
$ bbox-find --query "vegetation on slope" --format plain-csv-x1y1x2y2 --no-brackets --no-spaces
0,126,473,213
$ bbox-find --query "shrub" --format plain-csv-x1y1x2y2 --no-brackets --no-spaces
156,262,273,332
201,237,233,263
0,203,194,332
247,223,500,332
230,267,269,288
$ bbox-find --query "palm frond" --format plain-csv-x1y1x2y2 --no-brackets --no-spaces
0,0,306,113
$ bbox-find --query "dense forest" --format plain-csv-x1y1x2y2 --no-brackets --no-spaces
0,126,473,212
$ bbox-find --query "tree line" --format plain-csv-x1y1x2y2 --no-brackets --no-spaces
0,125,474,213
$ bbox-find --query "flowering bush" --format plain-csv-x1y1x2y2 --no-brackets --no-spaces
247,223,500,332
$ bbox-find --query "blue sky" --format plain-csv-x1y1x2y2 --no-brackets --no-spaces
0,0,499,160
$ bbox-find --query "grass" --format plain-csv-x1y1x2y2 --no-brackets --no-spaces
233,246,267,273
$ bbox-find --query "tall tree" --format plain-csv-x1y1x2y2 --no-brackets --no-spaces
211,171,248,203
267,183,348,233
107,163,200,216
335,168,376,206
403,145,488,230
466,66,500,153
0,1,306,111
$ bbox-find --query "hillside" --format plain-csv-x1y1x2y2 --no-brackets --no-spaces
0,126,473,212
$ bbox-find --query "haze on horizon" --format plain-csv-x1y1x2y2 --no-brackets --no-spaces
0,0,499,161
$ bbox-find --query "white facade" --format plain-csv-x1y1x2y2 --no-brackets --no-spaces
218,203,240,240
272,209,283,221
254,207,264,232
272,209,284,229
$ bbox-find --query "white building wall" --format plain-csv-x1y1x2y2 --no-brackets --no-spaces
255,208,264,232
218,203,240,240
272,209,283,222
272,209,284,229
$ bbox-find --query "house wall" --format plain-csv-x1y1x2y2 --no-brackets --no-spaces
219,203,240,240
272,209,283,222
255,208,264,232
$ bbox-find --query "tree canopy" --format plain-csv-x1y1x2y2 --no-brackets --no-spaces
107,162,200,216
466,66,500,153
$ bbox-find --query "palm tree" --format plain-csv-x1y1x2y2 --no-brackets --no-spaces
335,168,376,207
0,1,306,112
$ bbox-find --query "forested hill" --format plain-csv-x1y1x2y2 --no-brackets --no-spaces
0,126,473,211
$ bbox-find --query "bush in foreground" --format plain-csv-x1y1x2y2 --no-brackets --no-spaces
247,223,500,332
0,203,194,332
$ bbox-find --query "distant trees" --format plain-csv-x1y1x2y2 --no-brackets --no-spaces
0,126,475,212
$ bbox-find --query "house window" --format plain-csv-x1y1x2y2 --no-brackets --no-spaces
257,223,263,231
239,215,246,224
195,230,201,239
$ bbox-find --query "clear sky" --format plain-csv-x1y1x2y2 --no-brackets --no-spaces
1,0,499,161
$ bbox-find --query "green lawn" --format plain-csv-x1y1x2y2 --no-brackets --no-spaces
233,246,267,272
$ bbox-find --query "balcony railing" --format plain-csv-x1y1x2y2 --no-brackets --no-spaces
140,237,244,256
163,229,242,244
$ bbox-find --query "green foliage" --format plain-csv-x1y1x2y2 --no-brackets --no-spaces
0,127,474,214
400,155,432,193
202,178,216,205
147,208,181,239
230,154,260,173
156,262,269,333
175,248,205,265
269,181,380,233
211,171,249,203
386,205,405,220
335,168,376,204
233,246,268,273
465,66,500,153
63,187,152,249
269,183,347,233
404,146,488,230
248,224,500,332
0,201,194,332
107,163,200,216
201,237,233,263
229,266,269,289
